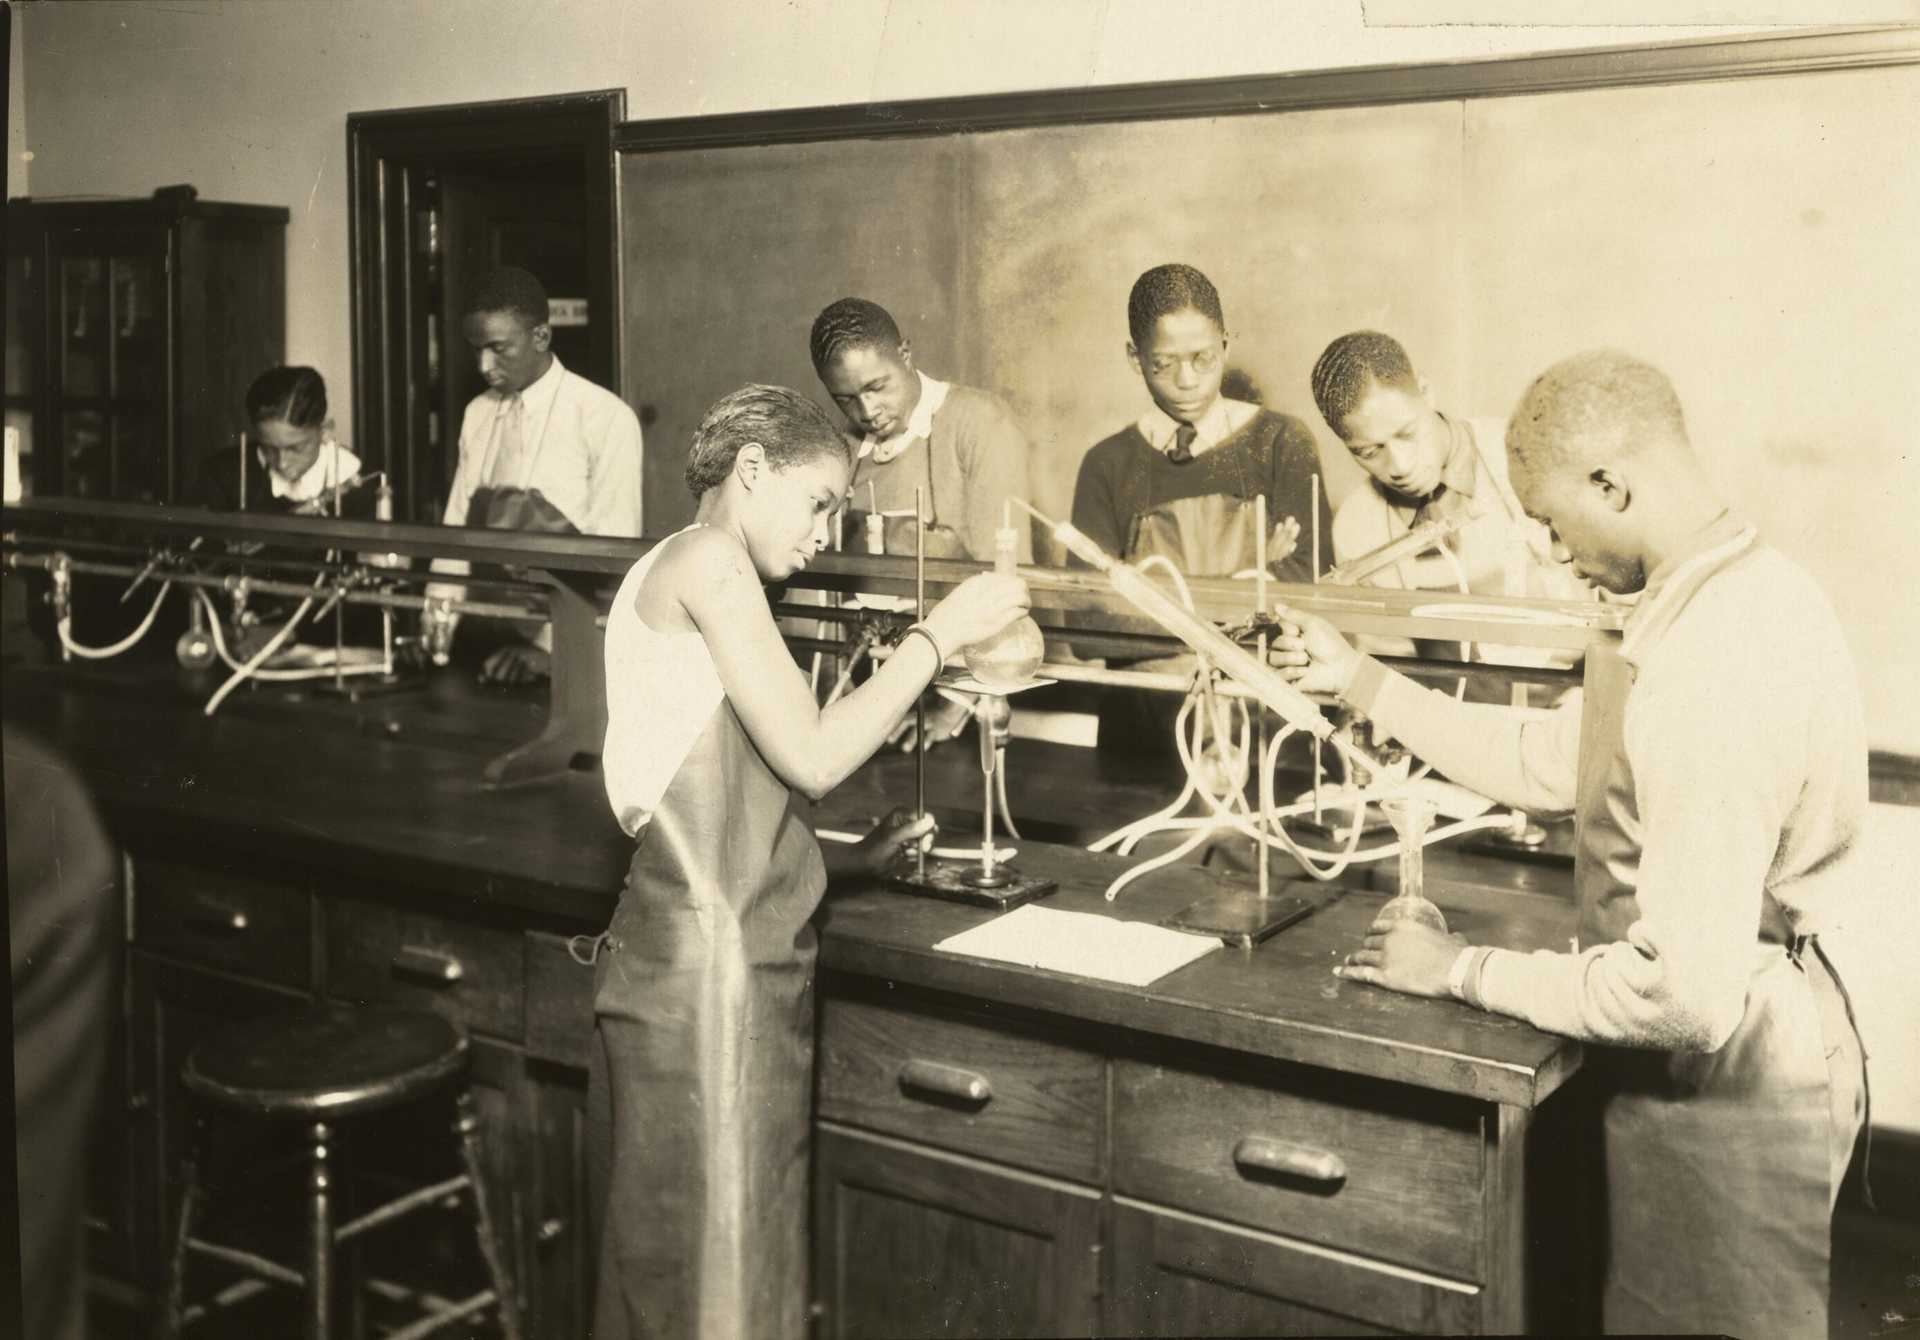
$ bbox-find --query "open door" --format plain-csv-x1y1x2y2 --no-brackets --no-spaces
347,91,623,524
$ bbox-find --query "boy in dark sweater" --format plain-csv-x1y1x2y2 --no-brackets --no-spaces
1070,264,1331,754
1072,264,1328,585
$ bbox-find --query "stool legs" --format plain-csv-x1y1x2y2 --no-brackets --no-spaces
454,1088,523,1340
157,1116,205,1340
307,1120,333,1340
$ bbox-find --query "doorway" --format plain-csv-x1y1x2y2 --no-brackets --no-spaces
347,91,624,524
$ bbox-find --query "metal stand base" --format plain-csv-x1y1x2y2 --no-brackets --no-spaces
884,855,1056,910
1164,881,1322,949
312,671,421,700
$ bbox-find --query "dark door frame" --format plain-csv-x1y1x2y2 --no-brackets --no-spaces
346,89,624,520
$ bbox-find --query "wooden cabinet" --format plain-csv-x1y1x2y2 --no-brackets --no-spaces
812,1124,1102,1339
5,193,287,508
814,980,1577,1337
109,840,598,1336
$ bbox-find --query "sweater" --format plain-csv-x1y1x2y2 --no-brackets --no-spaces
845,384,1034,562
1070,407,1331,582
1343,515,1867,1050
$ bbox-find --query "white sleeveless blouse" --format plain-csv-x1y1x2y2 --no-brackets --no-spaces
601,526,726,836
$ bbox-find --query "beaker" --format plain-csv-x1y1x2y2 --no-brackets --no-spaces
1377,794,1448,932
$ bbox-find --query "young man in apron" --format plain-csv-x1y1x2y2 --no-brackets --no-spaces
1274,349,1869,1338
1310,330,1592,690
809,296,1037,748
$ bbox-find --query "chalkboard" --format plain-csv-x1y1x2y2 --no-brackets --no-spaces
621,40,1920,751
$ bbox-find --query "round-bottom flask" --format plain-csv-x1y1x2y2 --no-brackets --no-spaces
963,614,1044,689
175,600,216,670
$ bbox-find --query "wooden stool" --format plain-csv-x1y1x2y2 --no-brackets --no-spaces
157,1005,522,1340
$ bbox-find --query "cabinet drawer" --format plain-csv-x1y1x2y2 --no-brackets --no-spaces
1112,1056,1485,1279
1106,1201,1480,1336
326,897,525,1040
134,857,311,988
817,996,1105,1183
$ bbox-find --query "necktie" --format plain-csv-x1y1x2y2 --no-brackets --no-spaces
1167,422,1198,464
487,394,527,488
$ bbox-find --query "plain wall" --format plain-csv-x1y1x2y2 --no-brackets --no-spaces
11,2,1917,1129
11,0,1771,449
624,65,1920,760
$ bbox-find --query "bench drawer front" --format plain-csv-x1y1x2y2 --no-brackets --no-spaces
1112,1056,1485,1279
135,858,311,988
817,995,1105,1183
327,897,525,1040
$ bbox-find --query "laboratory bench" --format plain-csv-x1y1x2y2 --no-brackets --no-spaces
6,659,1592,1337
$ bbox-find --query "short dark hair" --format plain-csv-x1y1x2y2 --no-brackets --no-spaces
685,385,851,498
1507,349,1690,480
809,298,903,372
1310,331,1419,432
465,266,549,328
1127,264,1224,350
245,366,328,428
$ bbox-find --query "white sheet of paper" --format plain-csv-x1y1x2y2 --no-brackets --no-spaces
933,904,1220,987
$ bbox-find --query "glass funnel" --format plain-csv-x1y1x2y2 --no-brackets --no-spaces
1377,794,1449,932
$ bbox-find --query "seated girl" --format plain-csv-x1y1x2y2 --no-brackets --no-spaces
589,383,1030,1339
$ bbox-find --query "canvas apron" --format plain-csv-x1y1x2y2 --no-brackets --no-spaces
1098,452,1276,756
1575,564,1865,1337
584,695,826,1340
845,434,969,559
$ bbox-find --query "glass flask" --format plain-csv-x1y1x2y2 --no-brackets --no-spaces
1377,794,1449,932
175,597,216,670
963,525,1044,688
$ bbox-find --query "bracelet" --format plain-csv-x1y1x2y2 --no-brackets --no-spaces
902,623,946,675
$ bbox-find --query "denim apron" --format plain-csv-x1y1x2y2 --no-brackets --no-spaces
1573,540,1865,1338
584,694,826,1339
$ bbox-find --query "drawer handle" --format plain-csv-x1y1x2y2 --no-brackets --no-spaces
1232,1136,1348,1189
185,901,249,935
897,1060,993,1109
390,945,465,984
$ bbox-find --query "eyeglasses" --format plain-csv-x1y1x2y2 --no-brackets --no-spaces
1144,347,1222,378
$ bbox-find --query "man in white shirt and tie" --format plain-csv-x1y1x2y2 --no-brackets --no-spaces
427,267,643,682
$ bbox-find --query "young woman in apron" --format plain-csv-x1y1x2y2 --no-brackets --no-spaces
585,384,1030,1340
